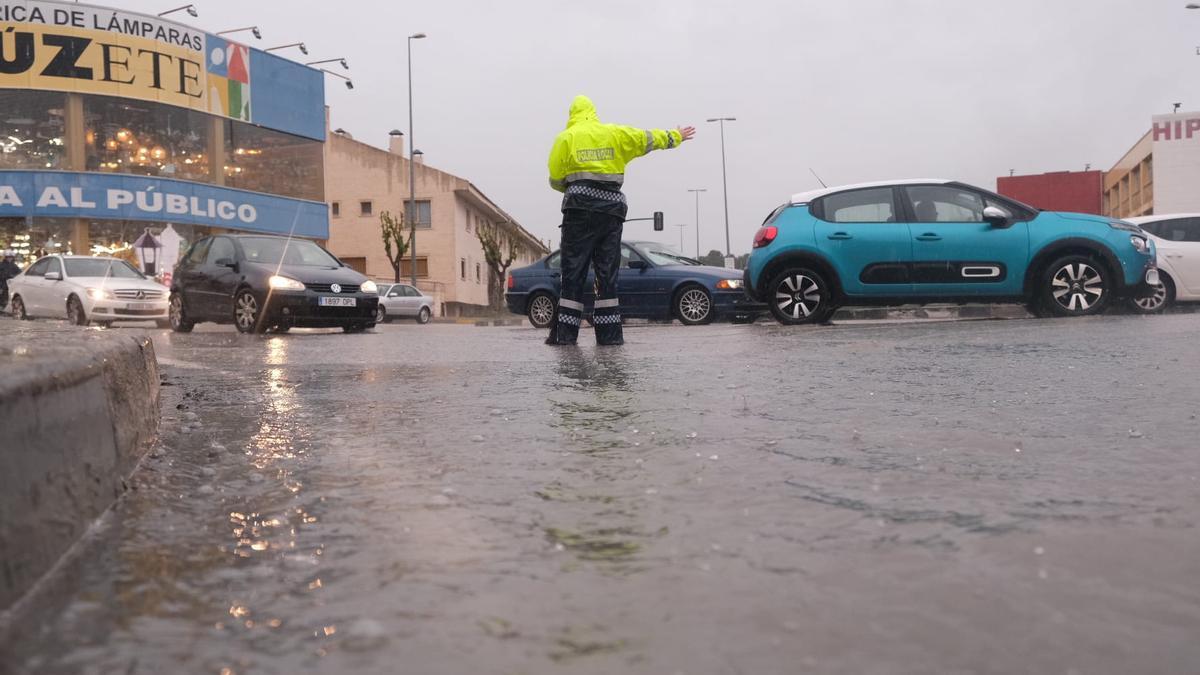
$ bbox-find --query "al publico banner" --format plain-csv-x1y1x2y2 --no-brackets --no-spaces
0,1,325,140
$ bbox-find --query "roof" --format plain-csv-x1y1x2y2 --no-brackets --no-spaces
1126,213,1200,225
791,179,952,205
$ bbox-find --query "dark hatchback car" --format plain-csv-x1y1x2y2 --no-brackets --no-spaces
505,240,765,328
169,234,378,333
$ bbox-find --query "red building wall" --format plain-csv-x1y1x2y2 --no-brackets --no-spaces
996,171,1104,215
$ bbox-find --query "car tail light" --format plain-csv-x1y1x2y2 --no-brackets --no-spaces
753,226,778,248
507,274,515,289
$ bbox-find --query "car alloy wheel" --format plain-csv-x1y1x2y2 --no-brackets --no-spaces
169,294,194,332
417,306,431,324
376,305,387,324
66,295,87,326
676,286,713,325
771,271,825,324
528,293,555,329
1130,277,1171,314
234,290,261,333
1047,259,1107,315
10,295,27,320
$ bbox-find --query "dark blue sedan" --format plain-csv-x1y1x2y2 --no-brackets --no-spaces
505,240,765,328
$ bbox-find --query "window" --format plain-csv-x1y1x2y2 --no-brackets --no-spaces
546,252,560,269
0,91,66,170
205,237,236,265
185,238,211,265
44,257,62,276
620,245,648,268
905,185,986,223
64,259,143,279
1156,218,1200,242
399,257,429,278
240,237,340,266
84,94,211,183
466,211,472,232
388,286,406,298
819,188,896,223
460,258,467,279
360,201,373,216
331,202,341,218
26,258,51,276
224,119,325,201
404,285,421,297
405,200,432,229
476,262,482,283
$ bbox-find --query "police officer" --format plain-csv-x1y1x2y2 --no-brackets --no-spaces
545,95,694,346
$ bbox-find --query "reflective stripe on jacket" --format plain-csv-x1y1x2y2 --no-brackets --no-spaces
547,95,684,192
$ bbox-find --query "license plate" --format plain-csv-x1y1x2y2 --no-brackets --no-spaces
318,296,356,307
126,302,157,310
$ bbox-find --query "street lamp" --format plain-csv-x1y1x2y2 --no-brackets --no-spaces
674,224,687,251
216,26,262,40
158,4,197,18
706,117,736,260
687,188,706,258
407,32,427,287
266,42,308,55
306,57,349,70
319,69,354,89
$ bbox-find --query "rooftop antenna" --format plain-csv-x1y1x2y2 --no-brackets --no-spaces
808,168,827,188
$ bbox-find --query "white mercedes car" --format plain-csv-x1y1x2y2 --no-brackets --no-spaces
1126,215,1200,312
8,255,169,327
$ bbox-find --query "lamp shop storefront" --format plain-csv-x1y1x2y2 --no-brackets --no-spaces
0,0,329,276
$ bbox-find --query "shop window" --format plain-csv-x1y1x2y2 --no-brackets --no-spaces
84,94,212,183
360,201,373,216
0,91,66,171
405,200,432,229
399,256,429,278
225,119,324,201
331,202,341,217
0,217,73,264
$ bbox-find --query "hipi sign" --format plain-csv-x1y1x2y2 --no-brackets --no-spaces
1151,112,1200,214
0,171,329,238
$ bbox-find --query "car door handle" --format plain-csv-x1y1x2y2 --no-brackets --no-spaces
827,232,853,240
915,233,942,241
1165,253,1183,259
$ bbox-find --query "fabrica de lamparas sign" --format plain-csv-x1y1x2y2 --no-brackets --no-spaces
0,171,330,238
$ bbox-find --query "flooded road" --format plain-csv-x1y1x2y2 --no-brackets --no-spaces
4,316,1200,675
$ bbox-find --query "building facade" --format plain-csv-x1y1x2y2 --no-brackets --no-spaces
0,1,328,271
324,130,547,317
996,170,1103,214
1103,131,1153,220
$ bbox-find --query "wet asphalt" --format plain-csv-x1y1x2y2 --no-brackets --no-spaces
3,314,1200,675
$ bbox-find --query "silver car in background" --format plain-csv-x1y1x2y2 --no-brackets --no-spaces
374,283,433,324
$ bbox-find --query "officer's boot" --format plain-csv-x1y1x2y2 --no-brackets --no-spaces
545,297,583,345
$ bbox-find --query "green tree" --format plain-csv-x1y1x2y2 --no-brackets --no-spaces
699,249,724,267
380,210,410,283
477,222,518,311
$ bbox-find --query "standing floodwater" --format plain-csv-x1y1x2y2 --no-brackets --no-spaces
4,317,1200,675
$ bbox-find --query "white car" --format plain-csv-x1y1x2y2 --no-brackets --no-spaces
9,255,169,327
374,282,433,324
1126,215,1200,312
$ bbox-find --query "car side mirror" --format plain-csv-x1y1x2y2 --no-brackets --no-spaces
44,271,62,281
628,259,649,271
983,206,1012,228
216,258,237,269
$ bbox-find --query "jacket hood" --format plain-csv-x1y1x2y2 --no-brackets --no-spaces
567,95,599,128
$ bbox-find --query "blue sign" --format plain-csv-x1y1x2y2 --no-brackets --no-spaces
0,171,329,239
250,50,327,142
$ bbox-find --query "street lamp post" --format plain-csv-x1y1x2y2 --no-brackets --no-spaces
407,32,427,287
705,117,736,261
216,26,262,40
687,188,706,258
674,224,687,251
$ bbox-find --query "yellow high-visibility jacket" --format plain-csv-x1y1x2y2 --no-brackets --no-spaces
548,95,684,192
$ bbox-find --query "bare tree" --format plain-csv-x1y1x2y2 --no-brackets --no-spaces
477,221,518,311
380,210,410,283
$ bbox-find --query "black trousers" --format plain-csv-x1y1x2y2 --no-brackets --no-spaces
546,209,624,345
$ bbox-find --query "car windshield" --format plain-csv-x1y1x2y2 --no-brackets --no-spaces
239,237,340,267
63,259,145,279
640,247,699,266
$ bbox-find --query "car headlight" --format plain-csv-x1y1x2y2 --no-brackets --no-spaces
268,275,305,291
1109,221,1143,233
360,280,378,294
716,279,743,290
86,287,114,300
1130,235,1149,253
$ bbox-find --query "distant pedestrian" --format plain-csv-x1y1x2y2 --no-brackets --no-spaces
0,250,20,311
545,95,694,346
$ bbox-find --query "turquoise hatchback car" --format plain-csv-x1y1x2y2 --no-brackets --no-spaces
745,180,1160,324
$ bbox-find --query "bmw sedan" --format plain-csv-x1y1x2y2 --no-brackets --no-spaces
8,255,169,327
169,234,378,333
505,240,764,328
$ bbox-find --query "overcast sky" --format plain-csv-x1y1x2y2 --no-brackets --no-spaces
123,0,1200,255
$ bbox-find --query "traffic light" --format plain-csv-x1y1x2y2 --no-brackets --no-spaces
653,211,664,231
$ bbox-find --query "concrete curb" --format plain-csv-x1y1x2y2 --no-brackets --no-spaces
0,323,159,611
